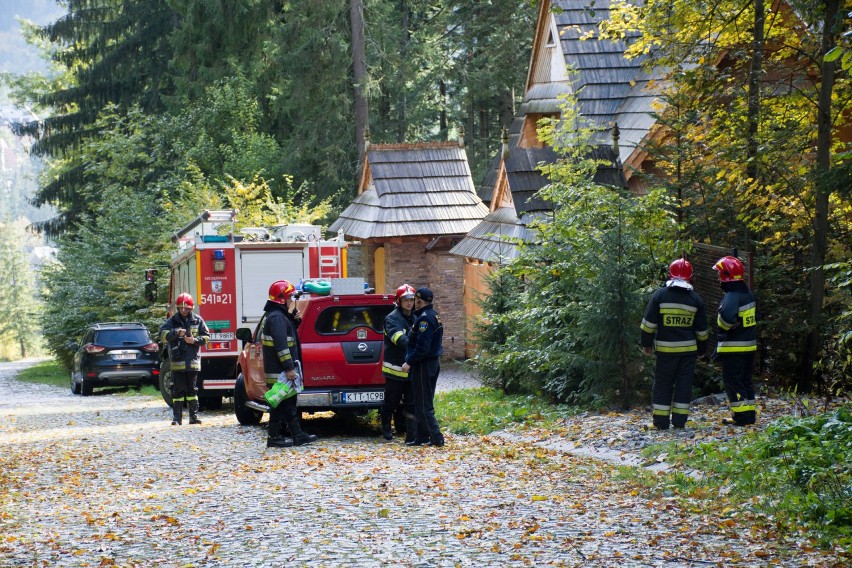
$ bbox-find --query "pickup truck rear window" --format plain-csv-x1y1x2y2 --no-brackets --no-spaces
314,306,394,335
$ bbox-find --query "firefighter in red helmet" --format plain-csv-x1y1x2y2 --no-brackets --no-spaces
262,280,318,447
160,293,210,425
713,256,758,426
380,284,416,442
640,258,709,429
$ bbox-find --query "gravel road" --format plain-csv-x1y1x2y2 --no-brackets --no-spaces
0,359,843,567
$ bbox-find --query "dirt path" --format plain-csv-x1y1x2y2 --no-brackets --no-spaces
0,360,843,567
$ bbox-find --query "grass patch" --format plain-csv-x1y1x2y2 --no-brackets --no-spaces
638,407,852,553
15,360,67,386
436,386,580,436
14,359,160,397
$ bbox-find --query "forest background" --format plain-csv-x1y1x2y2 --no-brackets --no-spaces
0,0,849,406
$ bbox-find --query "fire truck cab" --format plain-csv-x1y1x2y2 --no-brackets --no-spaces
160,210,348,409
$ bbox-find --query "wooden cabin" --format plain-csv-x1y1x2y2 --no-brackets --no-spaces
451,0,660,356
329,140,488,360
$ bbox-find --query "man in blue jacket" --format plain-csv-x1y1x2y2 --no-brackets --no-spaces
401,287,445,447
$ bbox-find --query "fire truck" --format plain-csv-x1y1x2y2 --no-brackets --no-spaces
159,209,348,409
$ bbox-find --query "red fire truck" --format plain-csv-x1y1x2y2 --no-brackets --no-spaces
159,209,348,409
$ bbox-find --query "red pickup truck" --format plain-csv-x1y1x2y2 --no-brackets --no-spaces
233,293,395,424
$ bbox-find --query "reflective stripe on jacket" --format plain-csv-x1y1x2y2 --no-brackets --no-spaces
716,282,757,354
159,312,209,371
640,284,708,355
382,307,414,380
262,306,301,383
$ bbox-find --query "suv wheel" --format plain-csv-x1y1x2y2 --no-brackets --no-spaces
81,379,93,396
70,373,81,395
234,374,262,425
159,359,174,408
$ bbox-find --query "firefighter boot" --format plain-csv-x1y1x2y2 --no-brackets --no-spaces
188,400,202,424
380,412,393,441
171,401,182,426
266,419,293,448
288,418,318,446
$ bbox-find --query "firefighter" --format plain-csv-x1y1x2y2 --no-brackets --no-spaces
640,258,709,429
401,287,445,447
713,256,758,426
380,284,416,442
160,293,210,425
263,280,318,447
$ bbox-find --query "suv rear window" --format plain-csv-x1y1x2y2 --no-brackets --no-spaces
314,306,394,335
95,329,151,346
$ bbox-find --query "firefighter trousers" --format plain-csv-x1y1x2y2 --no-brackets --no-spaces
652,354,697,429
721,352,756,425
171,371,199,406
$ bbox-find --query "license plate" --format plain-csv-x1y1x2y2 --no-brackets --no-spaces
341,391,384,403
112,353,137,360
209,332,234,340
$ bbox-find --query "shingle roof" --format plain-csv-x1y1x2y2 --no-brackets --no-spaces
330,143,488,239
448,207,539,264
549,0,662,164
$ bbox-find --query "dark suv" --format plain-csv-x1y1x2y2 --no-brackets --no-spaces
70,322,160,396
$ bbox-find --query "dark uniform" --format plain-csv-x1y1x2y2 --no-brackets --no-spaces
381,305,415,441
160,311,209,425
641,282,708,429
716,281,758,425
262,301,315,446
405,288,444,447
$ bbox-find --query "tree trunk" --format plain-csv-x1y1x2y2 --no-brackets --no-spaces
397,0,410,143
803,0,841,392
743,0,764,254
350,0,368,174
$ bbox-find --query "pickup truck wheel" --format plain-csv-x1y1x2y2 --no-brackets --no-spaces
159,360,174,408
234,374,262,425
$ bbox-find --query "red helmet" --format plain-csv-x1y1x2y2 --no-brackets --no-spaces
713,256,745,282
668,258,693,281
395,284,416,304
175,293,194,309
268,280,296,304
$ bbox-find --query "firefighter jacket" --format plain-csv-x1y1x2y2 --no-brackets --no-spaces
640,281,709,355
382,306,414,381
262,303,302,383
405,303,444,364
160,311,210,372
716,281,757,354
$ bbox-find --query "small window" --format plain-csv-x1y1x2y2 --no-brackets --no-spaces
315,305,394,335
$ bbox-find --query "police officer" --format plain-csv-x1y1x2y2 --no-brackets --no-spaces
713,256,758,426
263,280,318,447
401,287,445,447
160,293,210,425
380,284,416,442
640,259,708,429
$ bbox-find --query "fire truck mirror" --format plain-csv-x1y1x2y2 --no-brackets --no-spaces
145,269,157,283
